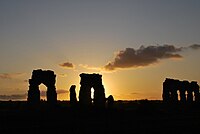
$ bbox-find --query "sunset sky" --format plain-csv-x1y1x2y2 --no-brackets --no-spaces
0,0,200,101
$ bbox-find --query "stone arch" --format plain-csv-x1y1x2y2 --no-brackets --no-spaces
27,69,57,104
162,78,179,102
79,73,106,108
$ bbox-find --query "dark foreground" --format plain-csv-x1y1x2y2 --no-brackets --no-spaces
0,100,200,134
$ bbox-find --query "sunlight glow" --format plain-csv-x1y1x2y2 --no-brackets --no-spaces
91,87,94,99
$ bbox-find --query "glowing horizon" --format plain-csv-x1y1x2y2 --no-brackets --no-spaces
1,1,200,101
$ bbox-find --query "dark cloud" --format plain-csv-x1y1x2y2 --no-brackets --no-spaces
104,44,199,71
59,62,74,69
56,89,69,94
24,80,28,83
0,90,68,100
40,89,68,97
0,73,24,79
0,94,26,100
188,44,200,50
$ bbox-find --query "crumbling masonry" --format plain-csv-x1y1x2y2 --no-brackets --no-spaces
27,69,57,104
163,78,200,103
79,73,106,108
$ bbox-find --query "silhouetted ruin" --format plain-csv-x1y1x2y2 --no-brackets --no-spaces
162,78,200,103
79,73,106,108
107,95,114,108
27,69,57,104
69,85,77,106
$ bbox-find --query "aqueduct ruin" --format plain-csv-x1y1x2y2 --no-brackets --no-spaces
27,69,57,104
79,73,106,108
162,78,200,103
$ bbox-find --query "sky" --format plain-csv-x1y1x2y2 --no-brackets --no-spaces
0,0,200,101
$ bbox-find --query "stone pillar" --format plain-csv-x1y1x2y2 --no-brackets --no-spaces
92,74,105,108
107,95,114,108
93,83,106,108
27,69,57,104
179,81,186,103
47,85,57,104
70,85,77,106
28,79,40,104
79,74,92,107
187,90,193,102
46,72,57,104
186,81,193,103
171,80,179,102
162,79,171,102
191,81,200,102
171,89,178,102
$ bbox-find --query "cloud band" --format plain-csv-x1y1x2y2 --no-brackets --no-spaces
104,44,200,71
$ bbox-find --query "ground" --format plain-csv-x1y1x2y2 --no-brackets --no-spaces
0,100,200,134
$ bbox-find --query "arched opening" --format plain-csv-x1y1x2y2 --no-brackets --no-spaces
177,90,180,101
39,83,47,101
91,87,94,103
192,92,195,101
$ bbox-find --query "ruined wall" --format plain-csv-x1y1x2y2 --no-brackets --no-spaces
27,69,57,104
79,73,106,108
162,78,200,103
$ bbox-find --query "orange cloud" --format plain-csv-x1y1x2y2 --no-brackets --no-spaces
79,64,101,71
58,73,68,77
